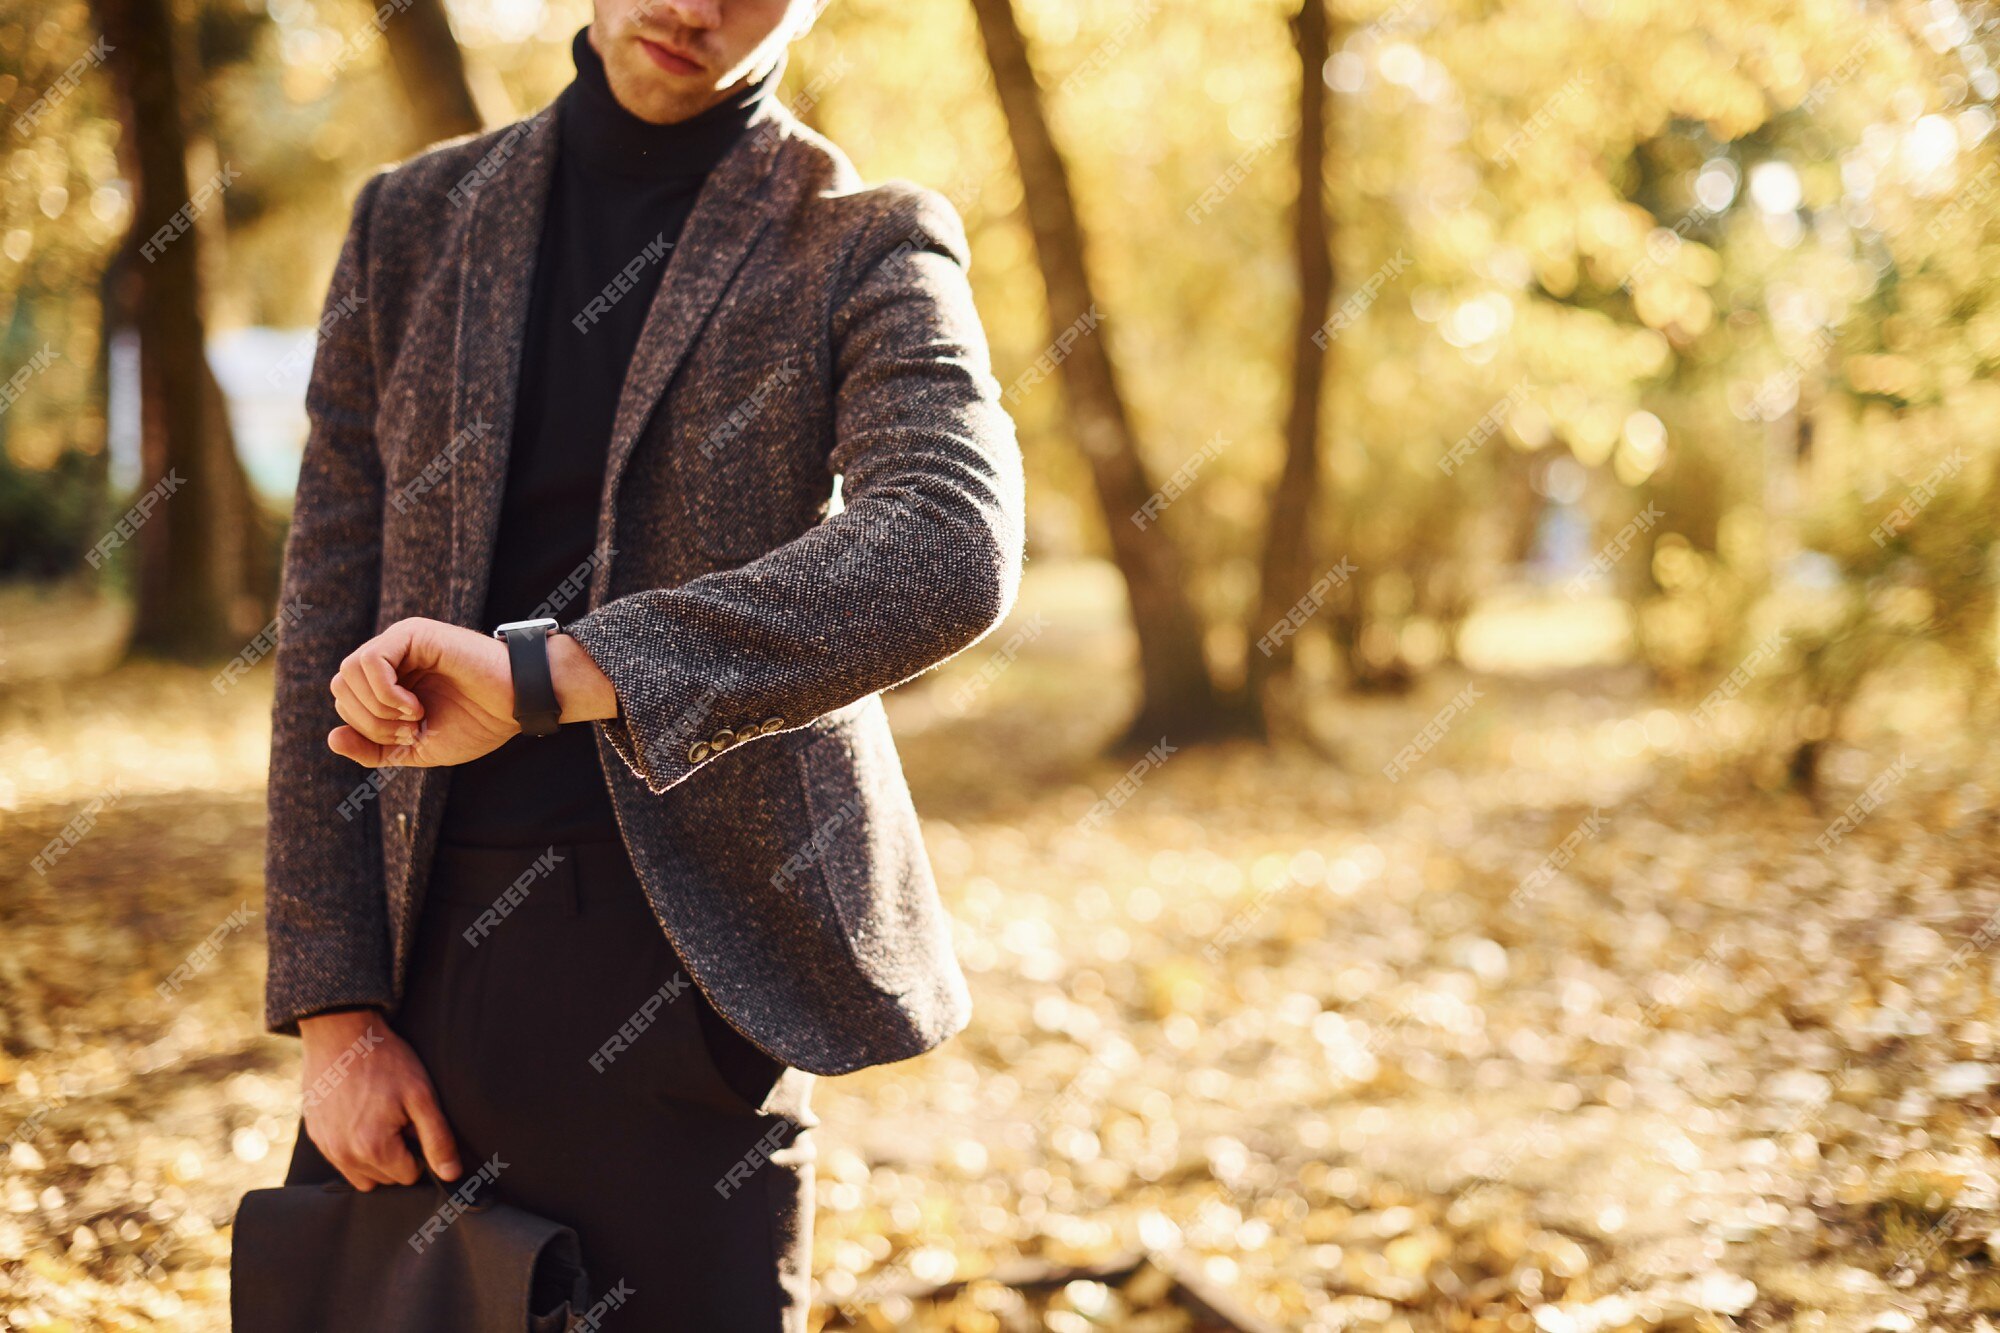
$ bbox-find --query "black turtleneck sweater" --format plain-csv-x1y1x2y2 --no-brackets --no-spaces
438,29,780,848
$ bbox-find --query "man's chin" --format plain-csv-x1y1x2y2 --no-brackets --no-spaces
605,50,715,123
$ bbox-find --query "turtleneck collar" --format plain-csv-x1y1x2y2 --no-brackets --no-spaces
559,26,782,181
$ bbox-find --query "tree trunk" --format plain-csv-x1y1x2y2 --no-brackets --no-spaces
1244,0,1337,730
966,0,1230,743
375,0,483,148
94,0,268,659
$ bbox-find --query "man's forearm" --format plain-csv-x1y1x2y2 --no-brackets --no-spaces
551,631,620,723
297,1003,383,1023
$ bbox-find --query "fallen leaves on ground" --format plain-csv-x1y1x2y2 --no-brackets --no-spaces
1,577,1994,1331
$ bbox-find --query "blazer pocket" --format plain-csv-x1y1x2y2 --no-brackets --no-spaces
793,720,927,997
671,353,811,562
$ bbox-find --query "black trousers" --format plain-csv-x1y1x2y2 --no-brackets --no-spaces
285,839,817,1330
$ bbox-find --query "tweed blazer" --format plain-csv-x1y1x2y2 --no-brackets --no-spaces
263,93,1024,1077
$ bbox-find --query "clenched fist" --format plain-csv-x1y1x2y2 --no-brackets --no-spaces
327,616,617,768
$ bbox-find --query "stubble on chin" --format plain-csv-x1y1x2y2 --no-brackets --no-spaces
600,36,713,124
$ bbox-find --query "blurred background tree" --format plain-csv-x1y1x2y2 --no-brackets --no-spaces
0,0,1992,777
93,0,275,658
969,0,1236,743
367,0,482,148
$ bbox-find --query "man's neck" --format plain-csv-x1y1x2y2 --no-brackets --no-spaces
562,27,777,180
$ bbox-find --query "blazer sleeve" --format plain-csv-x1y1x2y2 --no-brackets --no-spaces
262,172,397,1036
564,185,1026,795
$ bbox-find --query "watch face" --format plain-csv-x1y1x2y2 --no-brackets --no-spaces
493,617,559,638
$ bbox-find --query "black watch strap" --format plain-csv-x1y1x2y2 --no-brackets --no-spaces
494,619,561,737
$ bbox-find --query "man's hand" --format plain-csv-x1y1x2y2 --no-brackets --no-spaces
329,617,517,768
328,617,619,768
299,1009,460,1190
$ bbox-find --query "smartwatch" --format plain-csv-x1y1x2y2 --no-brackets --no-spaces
492,617,562,737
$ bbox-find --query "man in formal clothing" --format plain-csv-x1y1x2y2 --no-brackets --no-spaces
261,0,1024,1322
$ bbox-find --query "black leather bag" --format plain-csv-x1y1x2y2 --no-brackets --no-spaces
231,1159,590,1332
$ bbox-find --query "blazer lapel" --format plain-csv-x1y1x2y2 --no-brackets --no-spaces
448,103,560,630
441,98,794,618
587,105,791,608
